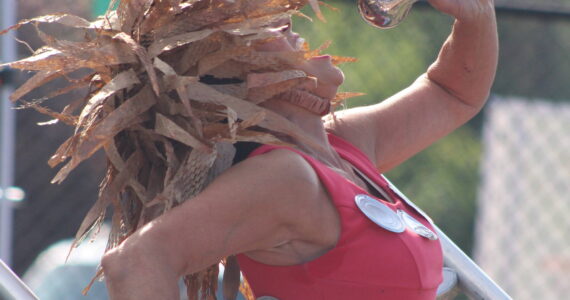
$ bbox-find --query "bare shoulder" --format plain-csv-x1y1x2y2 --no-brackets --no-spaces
194,148,329,240
227,148,340,263
220,148,325,213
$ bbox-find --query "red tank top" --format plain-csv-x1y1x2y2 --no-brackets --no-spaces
236,134,443,299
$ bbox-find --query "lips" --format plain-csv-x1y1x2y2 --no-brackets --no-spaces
311,55,332,60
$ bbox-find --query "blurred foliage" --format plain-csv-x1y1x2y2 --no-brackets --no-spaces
294,3,453,106
388,127,481,253
493,14,570,102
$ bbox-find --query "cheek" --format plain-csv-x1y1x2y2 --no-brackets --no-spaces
325,65,345,87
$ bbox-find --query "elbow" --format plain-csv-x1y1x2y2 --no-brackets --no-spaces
101,236,180,285
101,246,133,283
421,72,491,113
101,243,181,300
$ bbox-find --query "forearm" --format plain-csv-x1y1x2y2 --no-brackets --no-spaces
427,2,498,108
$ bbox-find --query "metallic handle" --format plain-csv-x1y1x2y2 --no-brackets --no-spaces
0,259,39,300
435,227,513,300
357,0,419,29
381,175,512,300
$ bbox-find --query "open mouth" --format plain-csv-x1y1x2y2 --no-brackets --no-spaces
294,36,305,50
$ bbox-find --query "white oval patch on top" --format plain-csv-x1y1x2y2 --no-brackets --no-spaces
354,194,405,233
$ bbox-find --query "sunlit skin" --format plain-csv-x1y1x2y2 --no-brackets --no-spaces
101,0,498,299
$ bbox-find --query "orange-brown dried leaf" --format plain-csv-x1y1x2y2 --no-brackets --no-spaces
220,12,291,36
333,91,366,102
209,82,248,99
155,95,192,118
77,69,140,130
292,10,313,22
185,81,327,154
234,0,306,21
48,135,78,167
331,91,366,108
205,60,251,79
113,32,160,95
31,27,137,68
170,36,222,75
246,70,306,89
233,50,305,71
308,0,325,22
235,129,285,145
18,100,78,126
198,45,251,75
71,150,143,253
116,0,149,33
0,13,91,36
226,107,238,141
148,28,215,57
42,75,92,104
52,85,157,184
9,70,61,102
154,113,211,151
104,134,158,206
247,76,313,103
151,2,239,38
331,55,358,65
158,149,217,207
304,40,331,59
319,1,340,12
139,0,179,35
4,47,101,72
239,110,266,129
203,123,231,140
161,137,180,189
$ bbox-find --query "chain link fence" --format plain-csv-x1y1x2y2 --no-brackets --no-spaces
474,97,570,300
2,1,569,299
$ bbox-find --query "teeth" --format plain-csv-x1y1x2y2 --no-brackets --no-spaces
295,37,305,50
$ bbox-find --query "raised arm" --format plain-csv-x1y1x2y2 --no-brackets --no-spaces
100,149,332,300
327,0,498,172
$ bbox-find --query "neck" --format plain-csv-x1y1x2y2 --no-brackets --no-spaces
262,98,329,146
261,99,358,181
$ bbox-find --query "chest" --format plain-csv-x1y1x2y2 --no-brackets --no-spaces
305,178,443,289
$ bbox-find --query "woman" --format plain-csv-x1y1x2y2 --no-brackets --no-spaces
101,0,498,299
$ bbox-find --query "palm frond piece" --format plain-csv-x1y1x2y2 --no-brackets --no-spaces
1,0,358,298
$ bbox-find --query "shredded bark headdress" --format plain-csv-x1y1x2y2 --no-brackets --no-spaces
1,0,362,298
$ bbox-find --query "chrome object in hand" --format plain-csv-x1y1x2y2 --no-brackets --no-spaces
357,0,418,29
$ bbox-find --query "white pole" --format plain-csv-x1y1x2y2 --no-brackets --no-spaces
0,0,18,266
0,259,39,300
